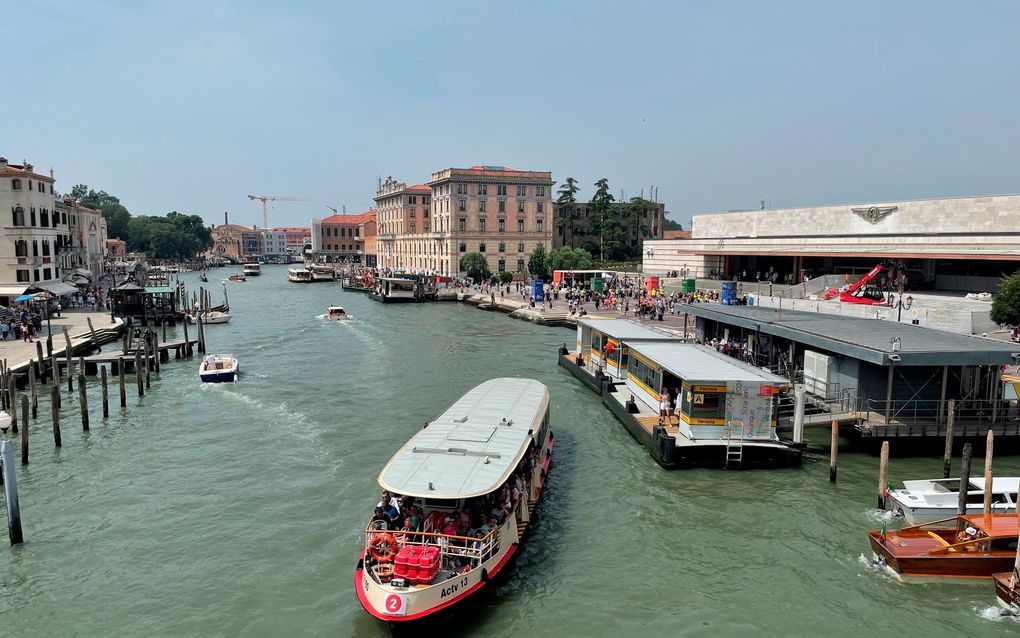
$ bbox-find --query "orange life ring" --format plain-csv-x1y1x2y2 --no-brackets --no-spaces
368,533,398,563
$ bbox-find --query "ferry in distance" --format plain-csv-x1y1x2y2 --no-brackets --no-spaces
355,378,554,623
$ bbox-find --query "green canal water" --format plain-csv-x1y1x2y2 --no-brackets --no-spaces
0,266,1017,637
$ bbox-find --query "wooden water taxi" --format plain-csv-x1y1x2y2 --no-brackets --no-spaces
242,262,262,276
288,268,312,283
199,272,208,283
868,514,1020,578
199,354,239,383
887,477,1020,524
326,305,347,320
355,378,554,623
993,570,1020,615
228,274,247,282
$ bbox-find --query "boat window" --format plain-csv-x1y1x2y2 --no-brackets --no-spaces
423,498,460,510
681,390,725,422
991,537,1019,552
991,493,1011,504
591,333,603,356
931,479,978,493
965,492,986,504
1010,493,1018,504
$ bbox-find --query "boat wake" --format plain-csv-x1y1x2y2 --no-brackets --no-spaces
865,508,900,524
857,553,900,581
977,605,1013,622
316,314,354,322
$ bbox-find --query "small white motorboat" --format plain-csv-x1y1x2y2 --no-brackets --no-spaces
199,353,239,383
188,311,233,325
326,305,347,320
887,476,1020,524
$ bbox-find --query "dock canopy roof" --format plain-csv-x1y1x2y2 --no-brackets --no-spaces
630,342,788,385
683,305,1020,367
378,378,549,499
576,317,680,342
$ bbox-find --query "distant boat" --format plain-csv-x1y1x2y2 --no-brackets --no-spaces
288,268,312,283
243,263,262,276
309,264,336,282
199,272,208,283
199,354,239,383
228,274,247,282
326,305,347,320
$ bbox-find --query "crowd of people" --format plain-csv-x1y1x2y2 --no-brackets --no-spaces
370,447,540,553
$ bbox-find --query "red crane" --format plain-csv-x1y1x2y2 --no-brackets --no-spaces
837,260,902,305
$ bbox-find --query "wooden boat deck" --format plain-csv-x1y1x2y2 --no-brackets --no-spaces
635,414,680,436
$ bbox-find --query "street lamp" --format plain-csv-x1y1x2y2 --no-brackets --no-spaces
895,294,914,322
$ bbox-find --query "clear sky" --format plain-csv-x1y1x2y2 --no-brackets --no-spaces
3,0,1018,229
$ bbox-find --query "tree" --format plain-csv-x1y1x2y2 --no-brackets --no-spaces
991,272,1020,328
70,184,132,239
126,212,213,259
528,244,550,279
590,178,616,260
548,246,594,272
663,217,683,231
496,271,513,285
556,177,580,247
459,252,491,281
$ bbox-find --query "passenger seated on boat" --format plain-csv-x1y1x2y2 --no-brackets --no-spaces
371,507,391,529
393,519,415,546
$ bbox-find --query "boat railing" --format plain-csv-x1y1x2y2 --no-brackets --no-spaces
363,526,503,566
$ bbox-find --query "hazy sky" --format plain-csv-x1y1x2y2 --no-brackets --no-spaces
4,1,1018,229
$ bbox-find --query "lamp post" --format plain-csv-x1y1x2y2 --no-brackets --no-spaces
895,294,913,322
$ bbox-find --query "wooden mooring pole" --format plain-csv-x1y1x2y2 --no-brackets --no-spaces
1,439,24,544
20,395,28,465
943,399,956,479
78,372,89,431
829,420,838,483
63,327,73,393
134,351,144,398
28,362,37,420
100,366,109,419
877,440,890,510
35,342,44,380
983,430,994,516
118,357,126,408
8,377,17,434
144,342,151,390
182,317,192,357
50,384,61,447
956,443,973,516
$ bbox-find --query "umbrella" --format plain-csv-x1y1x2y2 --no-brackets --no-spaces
33,291,56,301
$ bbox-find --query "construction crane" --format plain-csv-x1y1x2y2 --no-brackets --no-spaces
247,195,309,229
325,205,347,215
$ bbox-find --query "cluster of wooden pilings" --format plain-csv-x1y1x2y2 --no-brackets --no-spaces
0,318,202,545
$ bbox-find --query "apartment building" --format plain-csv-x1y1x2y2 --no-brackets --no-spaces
311,210,377,263
0,157,76,303
375,166,554,276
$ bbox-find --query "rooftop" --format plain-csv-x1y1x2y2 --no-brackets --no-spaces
577,317,681,342
682,304,1020,366
378,378,548,499
629,342,787,384
321,209,377,225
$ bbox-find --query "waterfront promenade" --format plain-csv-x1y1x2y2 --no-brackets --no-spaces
0,309,122,371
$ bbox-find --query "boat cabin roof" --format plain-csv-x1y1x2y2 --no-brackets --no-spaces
964,514,1020,537
628,342,787,385
920,477,1020,493
576,317,680,342
378,378,548,499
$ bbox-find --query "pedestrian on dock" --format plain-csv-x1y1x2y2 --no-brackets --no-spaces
658,389,672,427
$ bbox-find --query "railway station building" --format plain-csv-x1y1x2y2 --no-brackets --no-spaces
642,194,1020,292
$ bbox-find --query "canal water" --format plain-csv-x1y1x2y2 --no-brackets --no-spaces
0,266,1017,637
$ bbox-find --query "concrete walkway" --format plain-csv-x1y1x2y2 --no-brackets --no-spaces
0,309,123,370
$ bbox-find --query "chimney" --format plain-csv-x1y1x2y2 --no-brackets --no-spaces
224,211,229,226
0,157,8,170
24,162,33,172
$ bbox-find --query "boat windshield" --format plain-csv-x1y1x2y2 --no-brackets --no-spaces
931,479,979,493
363,441,541,587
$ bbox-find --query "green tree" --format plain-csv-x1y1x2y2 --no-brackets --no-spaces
126,212,213,259
70,184,132,239
663,217,683,231
459,252,491,281
591,178,616,260
548,246,594,272
555,177,580,247
528,244,550,279
991,272,1020,328
496,271,514,285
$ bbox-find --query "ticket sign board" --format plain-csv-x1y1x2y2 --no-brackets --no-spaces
725,380,773,440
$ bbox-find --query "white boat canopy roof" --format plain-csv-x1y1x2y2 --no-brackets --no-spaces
378,378,549,500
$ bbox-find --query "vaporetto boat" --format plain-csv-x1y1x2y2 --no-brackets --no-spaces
355,378,554,623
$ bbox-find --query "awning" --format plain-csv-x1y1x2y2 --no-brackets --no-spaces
39,281,80,296
74,267,92,279
0,285,29,297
